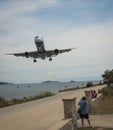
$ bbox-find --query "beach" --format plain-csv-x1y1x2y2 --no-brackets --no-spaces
0,85,106,130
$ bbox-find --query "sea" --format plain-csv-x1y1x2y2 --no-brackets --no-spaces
0,81,100,100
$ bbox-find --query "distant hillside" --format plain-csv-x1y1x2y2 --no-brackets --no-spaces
0,82,12,85
42,81,59,83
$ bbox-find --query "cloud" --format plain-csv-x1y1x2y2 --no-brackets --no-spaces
0,0,58,16
1,19,113,82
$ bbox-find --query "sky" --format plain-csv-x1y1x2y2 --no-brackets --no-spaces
0,0,113,83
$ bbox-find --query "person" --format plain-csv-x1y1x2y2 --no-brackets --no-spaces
78,96,91,127
92,90,97,98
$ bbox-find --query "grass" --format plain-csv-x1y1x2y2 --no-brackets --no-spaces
91,85,113,115
99,85,113,96
91,96,113,114
78,127,113,130
59,86,80,92
0,91,55,108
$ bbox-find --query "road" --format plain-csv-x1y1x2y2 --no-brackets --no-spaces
0,85,105,130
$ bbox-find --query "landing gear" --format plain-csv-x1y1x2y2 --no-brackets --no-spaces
33,59,37,62
49,57,52,61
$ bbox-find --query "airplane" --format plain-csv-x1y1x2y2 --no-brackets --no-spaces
6,36,74,62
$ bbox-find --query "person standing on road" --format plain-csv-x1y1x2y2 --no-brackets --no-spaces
78,96,91,127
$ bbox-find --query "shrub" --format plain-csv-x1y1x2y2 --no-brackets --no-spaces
0,91,55,108
101,85,113,96
0,96,9,107
86,82,94,87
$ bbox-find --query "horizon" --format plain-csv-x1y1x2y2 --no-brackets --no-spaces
0,78,101,84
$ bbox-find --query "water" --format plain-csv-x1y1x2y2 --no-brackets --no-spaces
0,81,99,100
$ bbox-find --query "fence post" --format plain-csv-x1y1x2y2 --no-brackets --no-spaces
62,97,77,130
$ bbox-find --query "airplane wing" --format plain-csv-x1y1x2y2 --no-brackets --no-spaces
46,48,74,57
6,51,37,58
6,48,74,58
6,48,75,62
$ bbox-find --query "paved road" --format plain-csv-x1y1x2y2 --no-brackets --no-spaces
0,85,105,130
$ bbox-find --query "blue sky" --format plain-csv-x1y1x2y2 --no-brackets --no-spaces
0,0,113,83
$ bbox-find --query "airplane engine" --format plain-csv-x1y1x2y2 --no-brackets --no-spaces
25,52,29,58
54,49,59,55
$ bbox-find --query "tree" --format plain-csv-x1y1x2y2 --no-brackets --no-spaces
102,69,113,85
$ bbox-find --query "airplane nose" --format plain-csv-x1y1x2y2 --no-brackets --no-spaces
35,36,43,44
35,36,39,39
35,36,39,43
35,36,42,41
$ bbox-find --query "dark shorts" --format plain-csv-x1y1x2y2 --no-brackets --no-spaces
80,113,89,119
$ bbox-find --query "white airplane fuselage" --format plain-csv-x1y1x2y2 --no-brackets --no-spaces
35,36,45,53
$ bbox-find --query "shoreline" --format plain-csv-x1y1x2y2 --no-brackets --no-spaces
0,80,100,100
0,83,103,108
0,91,55,108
